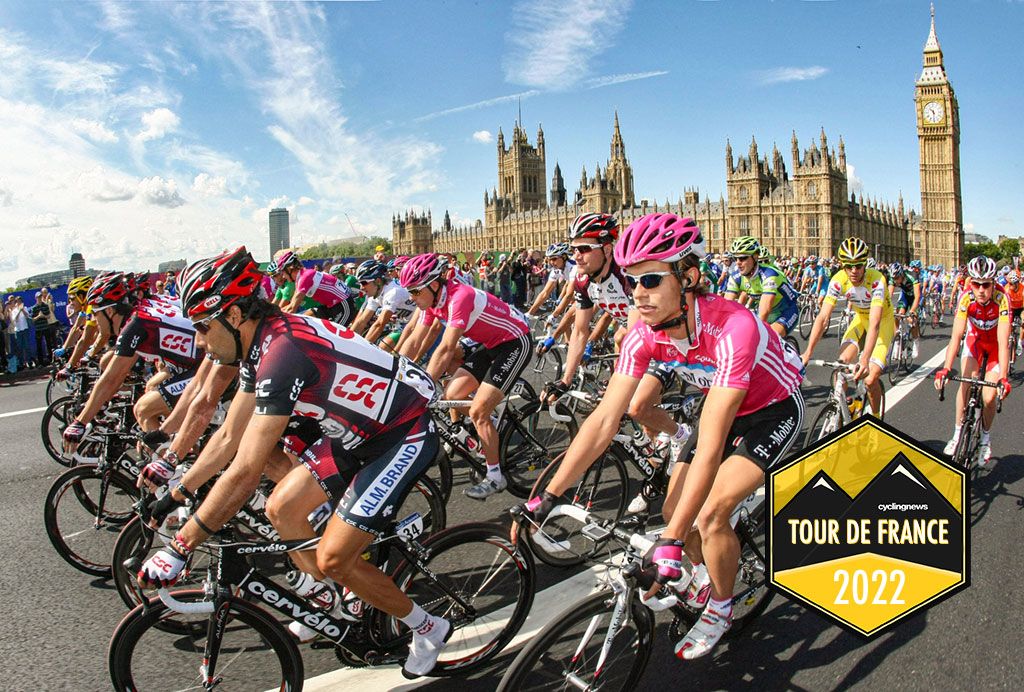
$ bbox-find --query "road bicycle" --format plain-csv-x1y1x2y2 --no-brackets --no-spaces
804,359,886,447
938,364,1004,474
430,379,577,500
502,493,771,691
835,303,854,339
798,291,819,340
108,519,536,689
521,389,703,568
1010,315,1021,370
887,313,915,386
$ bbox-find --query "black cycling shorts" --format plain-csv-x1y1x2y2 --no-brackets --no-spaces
645,362,678,391
300,412,438,535
157,369,196,409
461,332,532,394
314,296,357,327
677,390,805,472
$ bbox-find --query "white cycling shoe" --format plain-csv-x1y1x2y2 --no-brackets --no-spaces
403,616,451,678
675,605,732,660
943,436,959,456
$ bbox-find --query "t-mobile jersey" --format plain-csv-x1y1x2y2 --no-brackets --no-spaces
419,280,529,349
364,281,417,327
296,269,352,308
239,311,435,452
114,297,202,372
615,293,803,417
573,259,633,327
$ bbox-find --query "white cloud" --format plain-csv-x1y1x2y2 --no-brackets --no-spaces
69,118,119,143
138,176,185,208
77,167,136,202
756,66,829,86
846,163,865,196
191,173,228,197
504,0,633,90
585,70,669,89
472,130,493,144
135,107,180,142
415,90,540,123
99,0,134,32
298,196,315,206
28,213,61,228
0,181,12,207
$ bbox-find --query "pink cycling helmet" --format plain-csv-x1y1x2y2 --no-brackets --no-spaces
614,214,706,267
399,253,449,289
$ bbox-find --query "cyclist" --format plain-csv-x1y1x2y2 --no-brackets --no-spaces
723,236,800,338
527,242,575,316
136,247,451,677
349,259,416,351
1005,271,1024,356
288,257,358,325
55,276,96,360
401,253,532,500
329,262,365,311
934,256,1011,464
514,213,804,659
801,237,892,416
889,262,922,359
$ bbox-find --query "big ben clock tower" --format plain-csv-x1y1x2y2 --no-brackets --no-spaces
916,4,963,268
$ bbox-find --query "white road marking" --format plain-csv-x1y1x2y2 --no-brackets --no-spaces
884,348,946,411
0,406,47,419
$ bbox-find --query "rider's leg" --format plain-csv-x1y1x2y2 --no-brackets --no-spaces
132,390,170,432
468,383,506,472
266,459,331,579
627,373,678,437
981,363,1001,432
444,367,478,424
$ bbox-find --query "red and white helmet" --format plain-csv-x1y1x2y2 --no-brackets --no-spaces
966,256,997,280
568,213,618,244
179,247,264,322
399,253,449,289
614,214,706,267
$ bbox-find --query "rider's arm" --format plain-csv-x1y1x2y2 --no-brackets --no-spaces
527,280,557,315
177,411,289,549
67,322,98,367
365,308,394,345
551,306,576,341
158,357,213,434
587,311,613,343
559,305,595,387
425,324,465,381
167,363,238,459
997,297,1011,380
394,309,421,357
910,283,921,313
757,293,774,323
349,307,374,336
175,391,256,498
75,354,138,424
802,297,836,362
543,372,640,495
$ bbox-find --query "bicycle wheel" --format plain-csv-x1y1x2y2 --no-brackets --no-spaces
531,344,563,383
497,588,655,692
524,448,630,568
804,401,843,447
886,335,903,386
799,304,814,340
499,397,578,498
109,591,304,691
43,464,139,577
951,409,977,470
40,395,80,465
398,475,448,539
381,522,536,676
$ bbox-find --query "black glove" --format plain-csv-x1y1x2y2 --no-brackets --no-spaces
541,380,568,402
143,490,185,527
142,429,170,450
512,490,559,528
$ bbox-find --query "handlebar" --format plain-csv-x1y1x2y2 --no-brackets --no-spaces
808,359,857,372
429,399,474,410
158,588,215,614
938,371,1006,410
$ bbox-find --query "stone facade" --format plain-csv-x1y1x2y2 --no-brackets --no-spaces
395,10,960,267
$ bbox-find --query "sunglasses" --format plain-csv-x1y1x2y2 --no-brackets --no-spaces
408,285,431,296
734,255,753,262
192,312,219,334
359,280,374,286
625,271,673,290
970,280,993,289
843,263,866,270
571,244,603,255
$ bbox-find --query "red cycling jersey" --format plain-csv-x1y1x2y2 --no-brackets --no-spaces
114,297,202,372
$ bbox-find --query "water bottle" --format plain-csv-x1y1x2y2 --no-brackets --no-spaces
453,421,486,459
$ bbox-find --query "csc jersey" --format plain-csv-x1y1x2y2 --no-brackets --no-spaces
114,298,202,372
573,259,633,327
240,311,435,453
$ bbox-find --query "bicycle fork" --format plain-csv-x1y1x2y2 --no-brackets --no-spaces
569,581,630,688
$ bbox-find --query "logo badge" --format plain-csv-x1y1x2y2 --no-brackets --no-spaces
766,416,968,637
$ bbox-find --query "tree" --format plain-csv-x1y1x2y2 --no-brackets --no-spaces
964,242,1000,262
298,237,392,260
997,238,1020,262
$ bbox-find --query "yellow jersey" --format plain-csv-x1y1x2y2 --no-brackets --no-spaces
823,268,894,318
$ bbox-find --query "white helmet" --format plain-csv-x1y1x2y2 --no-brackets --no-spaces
966,256,997,280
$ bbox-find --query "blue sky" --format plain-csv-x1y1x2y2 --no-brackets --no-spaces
0,0,1019,286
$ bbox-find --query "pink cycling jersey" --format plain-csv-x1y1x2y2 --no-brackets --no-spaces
419,280,529,348
296,268,351,308
615,293,803,417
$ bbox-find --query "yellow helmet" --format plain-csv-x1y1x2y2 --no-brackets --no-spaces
68,276,94,296
837,237,869,264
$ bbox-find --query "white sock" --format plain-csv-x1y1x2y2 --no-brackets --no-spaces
486,464,503,482
401,602,433,634
708,596,733,615
952,424,961,440
673,423,690,441
981,429,991,444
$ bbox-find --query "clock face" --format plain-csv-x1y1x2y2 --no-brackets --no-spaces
923,101,945,124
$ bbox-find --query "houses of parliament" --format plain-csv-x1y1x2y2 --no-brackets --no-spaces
393,9,963,268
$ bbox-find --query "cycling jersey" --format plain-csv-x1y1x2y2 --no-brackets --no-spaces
724,263,800,330
113,298,202,372
573,260,633,327
616,293,803,417
296,269,352,308
274,280,316,311
364,281,416,327
419,280,529,349
891,274,919,310
823,268,894,318
957,291,1009,343
546,262,578,285
239,311,436,452
1005,283,1024,310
